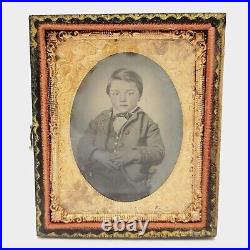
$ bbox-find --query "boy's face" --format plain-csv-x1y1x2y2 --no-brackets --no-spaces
109,79,140,113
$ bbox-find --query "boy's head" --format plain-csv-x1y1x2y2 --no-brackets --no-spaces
106,68,143,113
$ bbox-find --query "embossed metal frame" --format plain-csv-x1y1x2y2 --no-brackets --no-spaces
30,13,225,239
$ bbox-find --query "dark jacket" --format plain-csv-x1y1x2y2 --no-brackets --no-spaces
77,107,165,201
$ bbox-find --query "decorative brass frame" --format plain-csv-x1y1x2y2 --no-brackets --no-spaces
30,13,225,238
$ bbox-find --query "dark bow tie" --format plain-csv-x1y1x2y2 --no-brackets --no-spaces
114,112,132,120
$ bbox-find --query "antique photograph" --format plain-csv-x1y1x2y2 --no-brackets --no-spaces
70,52,182,201
29,13,226,239
3,0,249,247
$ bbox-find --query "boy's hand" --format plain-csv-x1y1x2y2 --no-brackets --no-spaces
91,150,119,170
110,149,140,167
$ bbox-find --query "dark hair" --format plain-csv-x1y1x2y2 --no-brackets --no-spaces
106,68,143,97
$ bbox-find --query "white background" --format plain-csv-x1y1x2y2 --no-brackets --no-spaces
2,2,248,248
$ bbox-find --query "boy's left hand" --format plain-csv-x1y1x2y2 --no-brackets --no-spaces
110,149,140,167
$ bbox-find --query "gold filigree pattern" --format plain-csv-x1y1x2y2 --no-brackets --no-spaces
46,30,206,223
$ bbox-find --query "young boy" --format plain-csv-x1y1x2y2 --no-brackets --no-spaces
77,68,165,201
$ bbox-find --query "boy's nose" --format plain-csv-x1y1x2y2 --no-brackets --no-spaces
120,93,127,102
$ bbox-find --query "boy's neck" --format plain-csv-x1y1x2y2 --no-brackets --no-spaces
113,106,138,115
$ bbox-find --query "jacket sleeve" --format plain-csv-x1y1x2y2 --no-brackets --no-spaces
77,119,98,168
137,120,165,166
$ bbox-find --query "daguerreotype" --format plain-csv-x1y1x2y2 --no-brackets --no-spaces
30,13,225,238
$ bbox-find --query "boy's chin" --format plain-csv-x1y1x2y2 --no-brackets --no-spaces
117,106,134,113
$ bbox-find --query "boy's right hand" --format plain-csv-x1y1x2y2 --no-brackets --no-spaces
91,150,119,170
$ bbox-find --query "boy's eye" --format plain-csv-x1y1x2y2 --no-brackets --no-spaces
128,92,135,96
111,91,119,96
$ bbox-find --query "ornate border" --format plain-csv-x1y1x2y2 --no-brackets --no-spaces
30,13,225,238
47,30,205,223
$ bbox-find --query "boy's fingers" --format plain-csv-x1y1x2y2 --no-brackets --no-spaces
110,154,121,160
105,160,120,169
113,160,122,168
110,152,120,156
115,151,123,155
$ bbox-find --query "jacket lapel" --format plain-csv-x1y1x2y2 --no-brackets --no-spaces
120,107,143,135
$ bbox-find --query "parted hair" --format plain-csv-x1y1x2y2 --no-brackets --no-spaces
106,68,143,97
